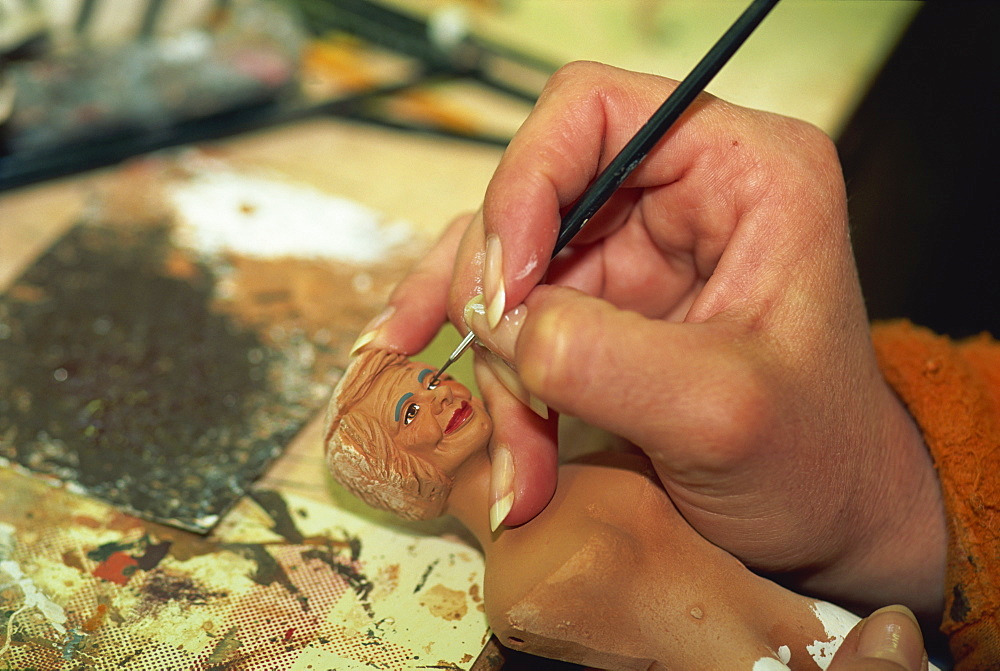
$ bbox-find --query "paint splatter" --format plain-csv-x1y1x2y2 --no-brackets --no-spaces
0,555,69,639
223,543,298,596
88,539,136,563
419,584,467,622
377,563,400,596
414,559,440,593
82,603,108,632
61,549,86,572
135,540,172,570
207,625,243,665
84,535,172,587
0,465,489,669
62,629,87,661
141,569,228,606
468,582,485,613
250,490,304,544
302,547,374,615
92,551,139,585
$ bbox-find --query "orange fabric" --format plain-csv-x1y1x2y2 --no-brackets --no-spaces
872,320,1000,670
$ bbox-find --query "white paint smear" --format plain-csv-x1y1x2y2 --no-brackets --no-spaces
752,657,790,671
0,527,69,637
808,601,942,671
807,600,859,669
169,171,412,263
777,645,791,664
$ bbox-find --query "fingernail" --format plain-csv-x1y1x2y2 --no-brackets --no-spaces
526,393,549,420
464,294,487,332
484,235,506,329
489,446,515,531
481,349,548,419
856,605,925,671
465,296,526,363
350,306,394,356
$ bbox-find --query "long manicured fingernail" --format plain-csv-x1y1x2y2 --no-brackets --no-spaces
464,294,487,332
481,349,548,419
350,306,394,356
484,235,506,329
489,446,514,531
465,296,525,364
856,605,925,671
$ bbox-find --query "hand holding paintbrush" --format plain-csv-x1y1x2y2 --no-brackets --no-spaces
351,6,945,625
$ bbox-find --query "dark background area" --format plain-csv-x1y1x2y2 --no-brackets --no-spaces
840,1,999,340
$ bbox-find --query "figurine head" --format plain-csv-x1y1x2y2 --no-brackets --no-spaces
324,349,492,520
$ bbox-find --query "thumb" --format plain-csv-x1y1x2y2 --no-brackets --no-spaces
473,351,560,529
828,606,928,671
510,285,761,466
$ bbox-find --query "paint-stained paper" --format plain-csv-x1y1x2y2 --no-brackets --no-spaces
0,468,488,670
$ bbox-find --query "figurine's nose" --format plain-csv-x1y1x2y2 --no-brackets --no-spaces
413,380,453,405
434,383,455,403
423,381,454,411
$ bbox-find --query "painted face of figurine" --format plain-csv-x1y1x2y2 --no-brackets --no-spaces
350,360,492,478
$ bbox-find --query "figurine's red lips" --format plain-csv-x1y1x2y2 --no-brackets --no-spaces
444,401,472,435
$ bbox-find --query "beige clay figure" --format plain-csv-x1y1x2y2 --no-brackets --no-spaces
324,349,868,670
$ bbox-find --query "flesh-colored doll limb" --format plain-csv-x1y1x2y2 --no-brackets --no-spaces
483,453,863,671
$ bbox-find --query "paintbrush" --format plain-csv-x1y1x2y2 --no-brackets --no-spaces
430,0,781,386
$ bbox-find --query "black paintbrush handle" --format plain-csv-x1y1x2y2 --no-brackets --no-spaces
552,0,780,257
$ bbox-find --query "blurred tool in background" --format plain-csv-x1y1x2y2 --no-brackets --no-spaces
0,0,554,190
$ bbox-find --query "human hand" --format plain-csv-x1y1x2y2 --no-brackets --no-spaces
829,606,928,671
355,62,945,616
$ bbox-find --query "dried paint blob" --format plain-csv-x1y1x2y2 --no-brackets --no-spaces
169,171,412,263
419,583,468,621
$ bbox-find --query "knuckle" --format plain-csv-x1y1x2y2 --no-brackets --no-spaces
518,289,606,401
543,60,607,94
777,117,841,178
684,359,777,472
518,297,577,391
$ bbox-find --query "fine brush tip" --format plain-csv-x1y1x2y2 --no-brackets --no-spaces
430,331,477,387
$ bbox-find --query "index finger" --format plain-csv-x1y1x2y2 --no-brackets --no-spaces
479,62,693,320
351,212,474,356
